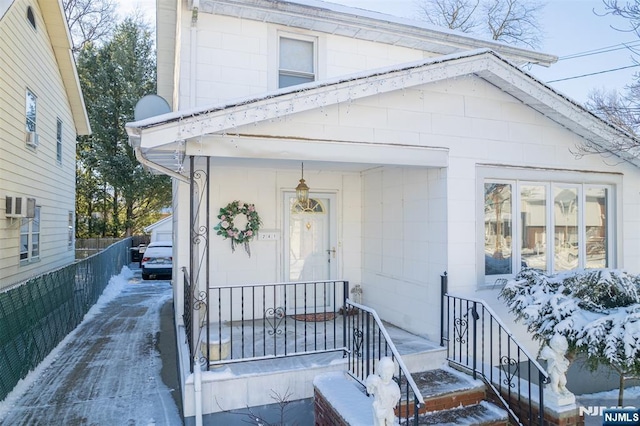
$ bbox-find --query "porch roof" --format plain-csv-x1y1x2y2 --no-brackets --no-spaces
126,49,640,179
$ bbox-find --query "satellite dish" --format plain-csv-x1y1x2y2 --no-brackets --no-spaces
134,94,171,121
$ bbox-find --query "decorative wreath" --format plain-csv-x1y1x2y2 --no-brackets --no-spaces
214,200,262,256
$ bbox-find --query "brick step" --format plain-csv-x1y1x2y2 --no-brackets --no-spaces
409,401,509,425
397,366,489,416
314,369,508,426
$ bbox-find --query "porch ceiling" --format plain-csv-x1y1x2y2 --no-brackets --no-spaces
140,137,448,175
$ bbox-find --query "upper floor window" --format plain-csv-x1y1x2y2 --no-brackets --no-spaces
27,6,36,29
56,119,63,163
26,89,37,133
483,179,612,282
20,206,40,262
68,211,74,249
278,35,316,88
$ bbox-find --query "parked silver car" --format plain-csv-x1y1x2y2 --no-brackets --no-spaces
140,241,173,280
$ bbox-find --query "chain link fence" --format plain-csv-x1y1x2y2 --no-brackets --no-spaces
0,238,132,402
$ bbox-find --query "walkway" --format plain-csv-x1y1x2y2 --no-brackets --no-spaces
0,266,182,426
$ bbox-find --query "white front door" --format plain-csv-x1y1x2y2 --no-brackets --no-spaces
284,192,337,313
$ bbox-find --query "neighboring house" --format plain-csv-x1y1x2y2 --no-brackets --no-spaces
126,0,640,423
0,0,90,290
143,215,173,242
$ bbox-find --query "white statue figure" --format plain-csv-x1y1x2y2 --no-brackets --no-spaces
365,357,401,426
540,334,571,395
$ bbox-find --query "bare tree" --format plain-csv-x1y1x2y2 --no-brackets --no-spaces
414,0,545,49
416,0,481,32
483,0,544,48
588,90,639,134
600,0,640,35
579,89,640,161
581,1,640,158
62,0,118,53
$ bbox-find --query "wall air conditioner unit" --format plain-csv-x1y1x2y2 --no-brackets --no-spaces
5,196,36,218
26,131,39,148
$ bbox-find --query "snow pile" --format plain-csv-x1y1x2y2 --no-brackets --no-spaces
500,268,640,372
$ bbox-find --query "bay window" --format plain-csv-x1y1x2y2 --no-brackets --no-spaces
483,179,612,281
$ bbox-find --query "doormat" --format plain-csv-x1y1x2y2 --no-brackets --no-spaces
291,313,336,322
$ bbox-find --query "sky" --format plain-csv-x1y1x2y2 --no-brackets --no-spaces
118,0,640,104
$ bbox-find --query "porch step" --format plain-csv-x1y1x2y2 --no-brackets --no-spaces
407,367,487,412
397,367,508,425
413,401,509,425
314,368,508,426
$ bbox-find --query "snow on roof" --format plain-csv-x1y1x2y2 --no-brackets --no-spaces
203,0,555,67
127,47,640,169
269,0,467,34
127,48,495,129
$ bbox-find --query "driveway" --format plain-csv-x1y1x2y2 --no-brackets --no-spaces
0,266,182,425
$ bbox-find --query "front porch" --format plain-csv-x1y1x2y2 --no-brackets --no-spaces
174,271,585,425
176,281,446,423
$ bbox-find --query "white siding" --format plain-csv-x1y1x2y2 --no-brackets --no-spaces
154,0,640,354
176,7,429,109
0,0,77,289
190,74,640,339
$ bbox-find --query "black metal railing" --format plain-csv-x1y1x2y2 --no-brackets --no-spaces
194,280,349,368
345,300,424,426
440,273,549,426
183,267,194,371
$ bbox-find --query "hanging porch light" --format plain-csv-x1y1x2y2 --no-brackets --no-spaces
295,162,310,207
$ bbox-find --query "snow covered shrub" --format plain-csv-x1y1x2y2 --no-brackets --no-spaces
500,268,640,403
567,269,640,311
500,268,581,349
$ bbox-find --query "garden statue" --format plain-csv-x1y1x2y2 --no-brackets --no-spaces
365,357,401,426
540,334,575,405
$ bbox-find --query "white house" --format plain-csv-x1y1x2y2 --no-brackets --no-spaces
126,0,640,423
0,0,91,290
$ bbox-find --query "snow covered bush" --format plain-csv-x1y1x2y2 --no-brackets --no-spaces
500,268,640,403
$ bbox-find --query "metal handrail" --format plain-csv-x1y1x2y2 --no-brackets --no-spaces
443,290,549,426
345,299,424,424
449,293,548,376
346,299,425,405
181,266,194,372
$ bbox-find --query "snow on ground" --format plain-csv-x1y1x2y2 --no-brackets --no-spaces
0,266,134,416
0,266,182,425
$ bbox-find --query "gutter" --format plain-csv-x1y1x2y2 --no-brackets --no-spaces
132,145,190,184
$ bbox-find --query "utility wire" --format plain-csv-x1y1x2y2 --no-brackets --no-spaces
542,40,640,83
546,64,640,83
558,40,640,61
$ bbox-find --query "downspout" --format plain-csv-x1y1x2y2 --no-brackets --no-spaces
190,1,199,109
189,2,202,426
